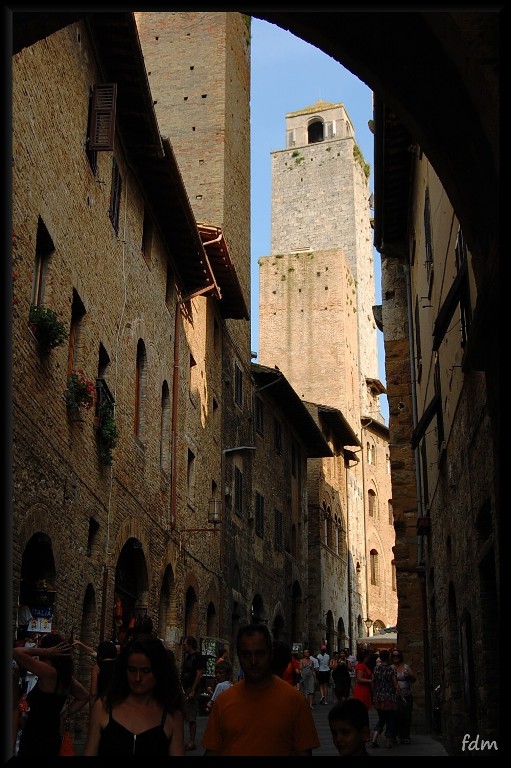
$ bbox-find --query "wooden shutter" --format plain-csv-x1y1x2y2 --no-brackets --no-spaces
89,83,117,151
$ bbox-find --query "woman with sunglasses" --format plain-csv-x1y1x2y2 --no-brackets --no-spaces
391,650,416,744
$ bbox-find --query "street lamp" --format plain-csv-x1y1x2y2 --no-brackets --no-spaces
364,618,373,636
177,499,222,536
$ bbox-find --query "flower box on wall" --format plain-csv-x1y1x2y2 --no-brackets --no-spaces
28,304,68,351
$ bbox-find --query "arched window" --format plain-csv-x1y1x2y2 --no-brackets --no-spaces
307,119,324,144
135,339,147,439
368,488,377,518
160,380,171,471
370,550,379,585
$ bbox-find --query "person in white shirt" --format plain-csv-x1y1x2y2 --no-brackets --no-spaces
206,660,233,712
317,644,332,704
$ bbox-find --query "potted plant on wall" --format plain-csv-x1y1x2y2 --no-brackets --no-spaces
28,304,68,351
66,370,96,419
97,398,118,466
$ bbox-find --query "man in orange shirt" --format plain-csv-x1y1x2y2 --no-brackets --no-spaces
202,624,320,756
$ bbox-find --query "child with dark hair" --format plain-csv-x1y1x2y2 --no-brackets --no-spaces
328,698,371,756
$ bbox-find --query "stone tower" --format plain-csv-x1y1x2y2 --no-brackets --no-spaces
135,11,252,361
258,99,396,639
259,100,380,426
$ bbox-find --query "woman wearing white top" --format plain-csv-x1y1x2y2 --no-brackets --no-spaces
316,645,331,704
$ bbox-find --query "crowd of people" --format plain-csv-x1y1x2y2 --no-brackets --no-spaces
11,622,416,757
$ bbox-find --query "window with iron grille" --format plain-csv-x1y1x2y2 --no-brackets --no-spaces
234,362,243,408
234,466,243,518
274,509,283,551
274,418,282,455
255,491,264,538
255,395,264,435
109,158,122,235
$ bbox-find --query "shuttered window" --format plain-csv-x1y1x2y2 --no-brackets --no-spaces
89,83,117,151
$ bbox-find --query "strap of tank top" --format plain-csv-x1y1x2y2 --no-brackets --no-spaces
160,707,168,727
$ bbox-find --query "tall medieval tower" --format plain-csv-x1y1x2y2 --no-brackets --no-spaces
135,11,252,361
258,100,396,640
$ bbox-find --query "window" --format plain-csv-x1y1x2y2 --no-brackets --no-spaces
455,228,472,347
391,560,397,591
414,296,423,381
109,157,122,235
370,549,379,585
142,208,153,266
255,395,264,435
234,362,243,408
386,453,391,475
255,491,264,537
88,83,117,152
187,449,195,503
189,354,197,404
274,418,282,455
286,129,296,148
432,227,472,352
368,489,376,518
434,355,445,449
134,339,147,440
424,188,434,286
274,509,283,551
308,119,324,144
67,290,86,376
234,466,243,518
32,218,54,308
324,121,334,139
388,499,394,526
160,381,171,472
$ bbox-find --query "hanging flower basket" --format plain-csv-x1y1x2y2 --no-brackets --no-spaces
66,370,96,417
28,304,68,351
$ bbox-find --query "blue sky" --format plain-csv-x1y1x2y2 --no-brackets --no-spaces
249,18,389,423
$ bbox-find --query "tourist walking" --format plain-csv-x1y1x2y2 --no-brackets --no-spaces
83,635,185,756
392,649,416,743
330,649,352,702
73,637,118,704
13,632,89,757
201,623,320,755
206,659,233,713
370,648,405,749
180,636,206,751
299,648,317,709
317,644,331,704
352,648,373,711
